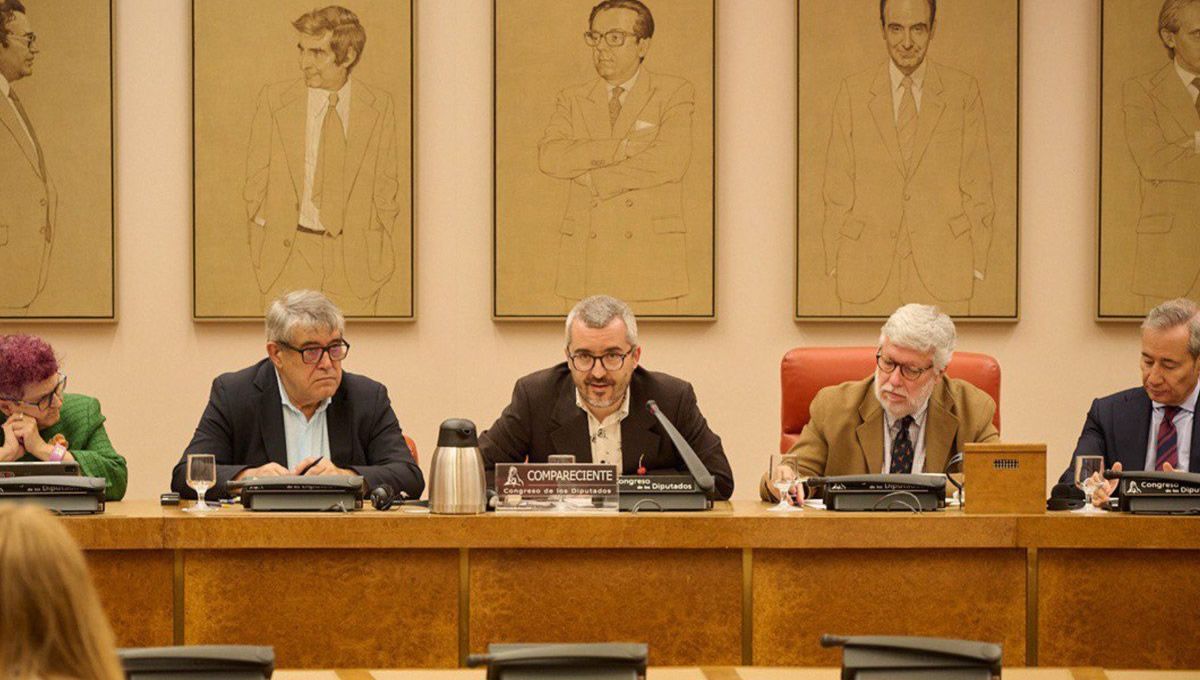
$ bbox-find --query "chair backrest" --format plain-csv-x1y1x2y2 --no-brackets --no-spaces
405,435,420,465
780,346,1001,453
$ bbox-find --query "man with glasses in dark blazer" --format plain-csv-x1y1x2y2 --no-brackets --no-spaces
171,289,423,499
479,294,733,500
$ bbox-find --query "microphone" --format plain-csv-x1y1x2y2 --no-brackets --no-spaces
1103,470,1123,480
1046,482,1084,511
645,399,716,496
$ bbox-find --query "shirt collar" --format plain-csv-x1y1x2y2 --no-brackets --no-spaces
275,368,331,418
889,59,927,93
575,386,632,424
884,398,930,430
0,73,11,98
1152,378,1200,414
308,77,352,110
1175,58,1200,87
605,68,641,98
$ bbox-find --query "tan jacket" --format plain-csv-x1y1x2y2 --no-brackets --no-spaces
760,375,998,500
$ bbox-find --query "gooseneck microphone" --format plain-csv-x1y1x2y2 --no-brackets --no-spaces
645,399,716,496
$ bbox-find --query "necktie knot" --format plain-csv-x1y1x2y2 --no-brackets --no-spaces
898,415,914,431
612,85,624,100
901,76,913,90
1164,405,1181,422
328,92,339,109
1192,76,1200,91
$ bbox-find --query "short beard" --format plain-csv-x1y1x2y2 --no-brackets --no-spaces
874,377,936,419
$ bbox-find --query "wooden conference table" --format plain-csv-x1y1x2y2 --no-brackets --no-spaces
63,501,1200,670
271,669,1200,679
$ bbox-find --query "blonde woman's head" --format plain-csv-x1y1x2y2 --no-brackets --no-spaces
0,503,123,680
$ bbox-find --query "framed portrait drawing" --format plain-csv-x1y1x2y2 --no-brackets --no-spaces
494,0,716,319
193,0,414,320
0,1,114,320
1099,0,1200,319
796,0,1019,320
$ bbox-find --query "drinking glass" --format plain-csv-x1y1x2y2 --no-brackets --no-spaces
1073,455,1105,514
768,453,803,513
184,453,217,513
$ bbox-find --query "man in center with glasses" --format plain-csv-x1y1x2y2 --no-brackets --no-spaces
479,295,734,500
760,303,998,503
171,289,423,500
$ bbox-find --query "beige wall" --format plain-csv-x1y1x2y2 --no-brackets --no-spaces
0,0,1136,501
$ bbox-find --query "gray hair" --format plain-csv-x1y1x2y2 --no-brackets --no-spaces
565,295,638,347
878,303,957,370
1159,0,1200,59
265,290,345,344
1142,297,1200,357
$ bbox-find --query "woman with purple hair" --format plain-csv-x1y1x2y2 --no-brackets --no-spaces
0,334,126,499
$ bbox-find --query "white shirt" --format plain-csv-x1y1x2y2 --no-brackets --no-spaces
882,400,930,473
604,68,640,107
889,60,927,122
299,79,352,232
1144,379,1199,472
1173,58,1200,105
276,368,332,470
576,387,631,471
0,73,35,151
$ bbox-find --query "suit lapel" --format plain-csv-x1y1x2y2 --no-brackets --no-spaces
343,81,379,197
549,380,592,462
906,63,946,177
619,371,660,474
611,70,653,139
277,82,307,200
0,95,39,176
868,64,907,178
1150,62,1199,137
923,378,959,474
1117,390,1153,470
856,383,885,474
583,79,612,141
254,363,289,468
326,384,353,466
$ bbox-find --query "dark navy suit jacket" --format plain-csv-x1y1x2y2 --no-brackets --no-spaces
1059,386,1200,484
171,359,424,499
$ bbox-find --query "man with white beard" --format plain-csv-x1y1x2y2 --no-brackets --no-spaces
760,303,998,502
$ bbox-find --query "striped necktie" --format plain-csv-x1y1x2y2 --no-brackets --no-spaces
1155,405,1181,471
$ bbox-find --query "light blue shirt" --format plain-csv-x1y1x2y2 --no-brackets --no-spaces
1144,379,1200,472
276,369,331,470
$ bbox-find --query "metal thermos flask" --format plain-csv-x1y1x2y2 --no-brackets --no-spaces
427,419,487,514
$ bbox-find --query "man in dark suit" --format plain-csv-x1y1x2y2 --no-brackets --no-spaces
1061,298,1200,506
479,295,733,499
171,290,422,499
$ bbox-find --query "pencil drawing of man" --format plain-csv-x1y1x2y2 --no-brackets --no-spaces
539,0,694,314
0,0,53,314
1124,0,1200,309
244,5,398,316
822,0,994,316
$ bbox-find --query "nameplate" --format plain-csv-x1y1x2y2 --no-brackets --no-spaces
618,475,700,494
497,463,619,498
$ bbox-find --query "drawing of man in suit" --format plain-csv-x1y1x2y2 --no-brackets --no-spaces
244,5,398,316
0,0,54,315
1124,0,1200,309
539,0,694,314
822,0,994,316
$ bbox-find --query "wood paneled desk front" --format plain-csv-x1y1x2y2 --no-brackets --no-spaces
63,502,1200,670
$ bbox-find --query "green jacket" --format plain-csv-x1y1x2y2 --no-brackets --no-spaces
2,393,127,500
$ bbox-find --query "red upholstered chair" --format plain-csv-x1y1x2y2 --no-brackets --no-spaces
779,347,1001,453
405,435,420,465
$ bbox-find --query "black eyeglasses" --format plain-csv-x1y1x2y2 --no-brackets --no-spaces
279,340,350,364
876,351,934,381
568,347,636,372
4,372,66,410
583,29,640,47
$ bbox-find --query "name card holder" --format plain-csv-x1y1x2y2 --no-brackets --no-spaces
495,463,619,513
